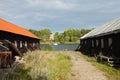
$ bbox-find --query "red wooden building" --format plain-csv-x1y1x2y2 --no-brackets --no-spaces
0,18,40,59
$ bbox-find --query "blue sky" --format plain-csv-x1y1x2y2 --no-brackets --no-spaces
0,0,120,33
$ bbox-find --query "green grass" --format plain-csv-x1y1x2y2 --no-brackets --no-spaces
41,45,53,51
8,51,72,80
63,41,79,44
78,52,120,80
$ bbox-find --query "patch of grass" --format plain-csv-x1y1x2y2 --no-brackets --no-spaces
93,62,120,80
41,45,53,51
8,67,31,80
8,51,72,80
71,73,76,76
48,51,72,80
78,52,120,80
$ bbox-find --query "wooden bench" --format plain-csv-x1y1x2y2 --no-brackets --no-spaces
98,56,120,67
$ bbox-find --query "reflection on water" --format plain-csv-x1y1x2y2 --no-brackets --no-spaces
40,44,78,51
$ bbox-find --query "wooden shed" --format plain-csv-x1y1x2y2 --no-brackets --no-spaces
79,18,120,60
0,18,40,56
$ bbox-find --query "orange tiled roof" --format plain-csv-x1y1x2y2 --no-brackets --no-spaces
0,18,39,39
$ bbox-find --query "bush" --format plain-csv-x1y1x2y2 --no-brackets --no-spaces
7,51,72,80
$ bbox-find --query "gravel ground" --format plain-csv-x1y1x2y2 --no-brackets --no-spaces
67,51,108,80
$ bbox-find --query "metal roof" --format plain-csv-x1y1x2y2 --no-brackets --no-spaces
81,18,120,39
0,18,40,39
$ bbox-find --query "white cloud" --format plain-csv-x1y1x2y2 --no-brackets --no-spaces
25,0,76,10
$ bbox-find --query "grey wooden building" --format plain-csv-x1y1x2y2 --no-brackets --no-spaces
79,18,120,59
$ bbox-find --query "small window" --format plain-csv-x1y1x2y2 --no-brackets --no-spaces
20,41,22,48
92,40,94,47
85,41,87,44
33,42,35,47
108,38,112,47
14,41,17,47
25,41,27,47
101,39,104,48
96,40,99,46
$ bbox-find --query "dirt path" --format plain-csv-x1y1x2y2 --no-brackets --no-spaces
66,51,108,80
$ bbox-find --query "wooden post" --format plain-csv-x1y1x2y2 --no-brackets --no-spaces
0,51,12,68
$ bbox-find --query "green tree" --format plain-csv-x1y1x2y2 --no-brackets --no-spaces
29,29,40,38
39,29,51,42
64,29,74,42
80,29,91,37
58,33,65,43
29,28,91,44
54,32,59,42
29,29,52,42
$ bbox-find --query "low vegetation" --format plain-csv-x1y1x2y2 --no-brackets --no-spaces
3,51,119,80
78,52,120,80
8,51,72,80
41,45,53,51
